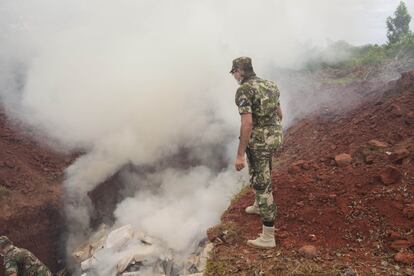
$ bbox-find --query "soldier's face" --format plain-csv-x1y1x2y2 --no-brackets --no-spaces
232,69,242,84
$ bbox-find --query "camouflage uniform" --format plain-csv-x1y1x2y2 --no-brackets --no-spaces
233,57,283,224
2,244,52,276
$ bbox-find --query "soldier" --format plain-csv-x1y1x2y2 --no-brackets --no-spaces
0,236,52,276
231,57,283,249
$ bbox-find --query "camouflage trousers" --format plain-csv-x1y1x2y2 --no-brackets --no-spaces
27,265,53,276
246,148,276,223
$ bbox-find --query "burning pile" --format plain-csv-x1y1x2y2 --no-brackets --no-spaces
73,224,213,276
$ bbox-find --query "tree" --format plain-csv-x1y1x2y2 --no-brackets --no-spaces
386,1,412,44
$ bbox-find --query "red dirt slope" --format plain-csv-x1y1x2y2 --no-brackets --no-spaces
209,71,414,275
0,110,71,275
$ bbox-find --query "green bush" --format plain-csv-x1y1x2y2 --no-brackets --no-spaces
306,34,414,71
385,33,414,58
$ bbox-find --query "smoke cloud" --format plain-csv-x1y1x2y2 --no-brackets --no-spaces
0,0,405,274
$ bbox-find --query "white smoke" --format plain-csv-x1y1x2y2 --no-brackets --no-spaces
0,0,407,274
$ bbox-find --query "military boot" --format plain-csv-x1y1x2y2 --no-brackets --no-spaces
247,225,276,249
245,200,260,215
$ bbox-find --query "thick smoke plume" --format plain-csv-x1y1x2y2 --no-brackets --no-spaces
0,0,407,274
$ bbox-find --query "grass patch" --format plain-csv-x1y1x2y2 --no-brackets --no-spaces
205,221,242,275
205,259,236,276
322,75,358,86
0,185,10,200
230,184,251,205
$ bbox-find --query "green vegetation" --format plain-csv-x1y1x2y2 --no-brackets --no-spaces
205,259,235,275
307,34,414,71
305,1,414,73
387,1,412,44
0,185,10,200
206,250,357,276
205,221,240,275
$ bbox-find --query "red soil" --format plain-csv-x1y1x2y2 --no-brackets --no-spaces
0,111,71,275
1,71,413,275
216,71,414,274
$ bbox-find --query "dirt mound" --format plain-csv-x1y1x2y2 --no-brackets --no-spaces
208,71,414,275
0,110,71,275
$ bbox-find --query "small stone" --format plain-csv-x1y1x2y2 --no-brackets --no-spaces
302,163,311,170
296,201,304,207
403,204,414,219
298,245,318,258
308,234,317,242
356,148,377,164
389,240,413,251
368,139,389,148
389,148,410,163
379,165,402,185
335,153,352,167
388,231,402,241
288,165,301,174
389,103,403,117
394,252,414,264
288,160,312,173
381,260,388,266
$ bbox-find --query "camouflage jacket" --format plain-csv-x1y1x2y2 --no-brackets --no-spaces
3,246,51,276
235,75,283,151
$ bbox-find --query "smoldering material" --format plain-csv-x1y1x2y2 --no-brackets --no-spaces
0,0,408,275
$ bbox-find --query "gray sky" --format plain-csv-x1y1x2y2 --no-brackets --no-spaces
331,0,414,45
366,0,414,44
270,0,414,46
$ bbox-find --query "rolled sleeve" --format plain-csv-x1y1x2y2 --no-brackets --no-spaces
235,86,253,114
4,259,18,276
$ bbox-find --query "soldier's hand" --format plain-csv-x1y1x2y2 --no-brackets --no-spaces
235,155,246,171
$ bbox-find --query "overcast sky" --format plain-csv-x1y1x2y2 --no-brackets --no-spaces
269,0,414,46
367,0,414,44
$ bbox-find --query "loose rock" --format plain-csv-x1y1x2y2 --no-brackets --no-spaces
402,204,414,219
288,160,311,174
288,165,301,174
389,103,403,117
335,153,352,167
389,240,413,251
394,252,414,264
368,139,389,149
388,231,402,241
298,245,317,258
379,165,402,185
389,148,410,163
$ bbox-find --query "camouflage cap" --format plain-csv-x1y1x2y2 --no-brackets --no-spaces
0,236,11,246
230,57,254,73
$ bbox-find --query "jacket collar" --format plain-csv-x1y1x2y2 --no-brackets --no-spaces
4,245,15,256
241,73,257,84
